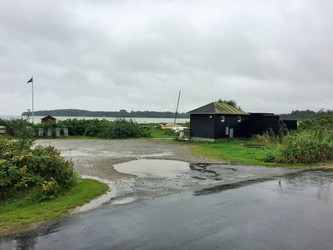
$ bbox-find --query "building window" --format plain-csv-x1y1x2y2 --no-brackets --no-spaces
221,116,225,122
225,127,229,135
237,116,241,122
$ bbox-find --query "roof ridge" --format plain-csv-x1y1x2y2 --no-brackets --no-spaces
189,101,249,115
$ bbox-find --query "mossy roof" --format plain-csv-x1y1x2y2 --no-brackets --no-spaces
189,102,249,115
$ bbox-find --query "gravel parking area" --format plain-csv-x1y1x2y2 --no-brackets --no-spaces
36,139,300,202
36,139,217,181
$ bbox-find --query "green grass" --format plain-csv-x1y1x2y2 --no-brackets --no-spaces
0,179,108,234
148,126,176,139
190,139,300,167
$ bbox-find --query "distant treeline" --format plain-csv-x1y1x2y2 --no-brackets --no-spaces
280,109,333,120
22,108,333,120
22,109,190,118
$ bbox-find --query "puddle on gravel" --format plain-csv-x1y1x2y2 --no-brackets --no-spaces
114,159,190,178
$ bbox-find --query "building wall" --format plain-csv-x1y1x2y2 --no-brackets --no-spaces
190,113,297,140
242,114,280,137
190,114,249,140
214,114,249,139
282,120,298,131
190,114,216,139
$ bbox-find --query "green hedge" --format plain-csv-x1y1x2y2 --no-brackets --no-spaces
57,118,150,138
0,118,150,139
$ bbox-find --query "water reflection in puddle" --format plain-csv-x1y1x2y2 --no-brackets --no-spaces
114,159,190,178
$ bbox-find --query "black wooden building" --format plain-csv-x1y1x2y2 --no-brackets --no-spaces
189,102,297,141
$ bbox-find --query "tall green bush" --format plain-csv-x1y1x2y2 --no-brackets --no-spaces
0,138,77,201
252,131,279,146
250,116,333,164
57,119,90,136
280,129,333,164
1,119,35,147
299,116,333,131
102,119,150,139
84,119,109,137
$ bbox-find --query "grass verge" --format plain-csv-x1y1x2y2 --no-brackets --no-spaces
148,127,176,139
0,178,108,235
190,139,303,167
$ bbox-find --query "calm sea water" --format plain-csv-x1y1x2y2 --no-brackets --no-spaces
0,115,189,124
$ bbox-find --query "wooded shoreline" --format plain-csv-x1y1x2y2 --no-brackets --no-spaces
22,109,190,118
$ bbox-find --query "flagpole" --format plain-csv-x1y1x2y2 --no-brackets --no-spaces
27,76,34,123
31,76,34,123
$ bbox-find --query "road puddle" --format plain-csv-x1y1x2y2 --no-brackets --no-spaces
114,159,190,178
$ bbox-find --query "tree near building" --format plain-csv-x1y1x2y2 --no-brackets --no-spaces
217,99,242,110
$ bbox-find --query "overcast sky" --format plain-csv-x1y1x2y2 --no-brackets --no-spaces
1,0,333,116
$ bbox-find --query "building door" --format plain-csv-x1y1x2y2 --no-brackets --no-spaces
229,128,234,138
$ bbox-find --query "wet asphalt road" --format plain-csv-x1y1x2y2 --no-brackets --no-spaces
2,169,333,250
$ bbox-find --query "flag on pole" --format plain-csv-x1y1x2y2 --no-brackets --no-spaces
27,77,33,84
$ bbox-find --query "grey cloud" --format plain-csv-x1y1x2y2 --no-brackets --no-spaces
1,0,333,115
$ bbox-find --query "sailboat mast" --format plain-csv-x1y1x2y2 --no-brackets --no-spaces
174,91,181,124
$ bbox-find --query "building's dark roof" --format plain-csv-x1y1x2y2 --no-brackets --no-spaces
189,102,249,115
41,115,56,122
249,113,276,116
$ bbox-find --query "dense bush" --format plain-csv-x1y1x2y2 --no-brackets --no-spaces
280,128,333,164
277,116,333,164
250,116,333,164
57,118,150,138
57,119,90,136
0,119,35,144
298,116,333,131
0,138,77,201
84,119,109,137
251,131,279,146
101,119,150,139
1,118,150,139
57,119,149,139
